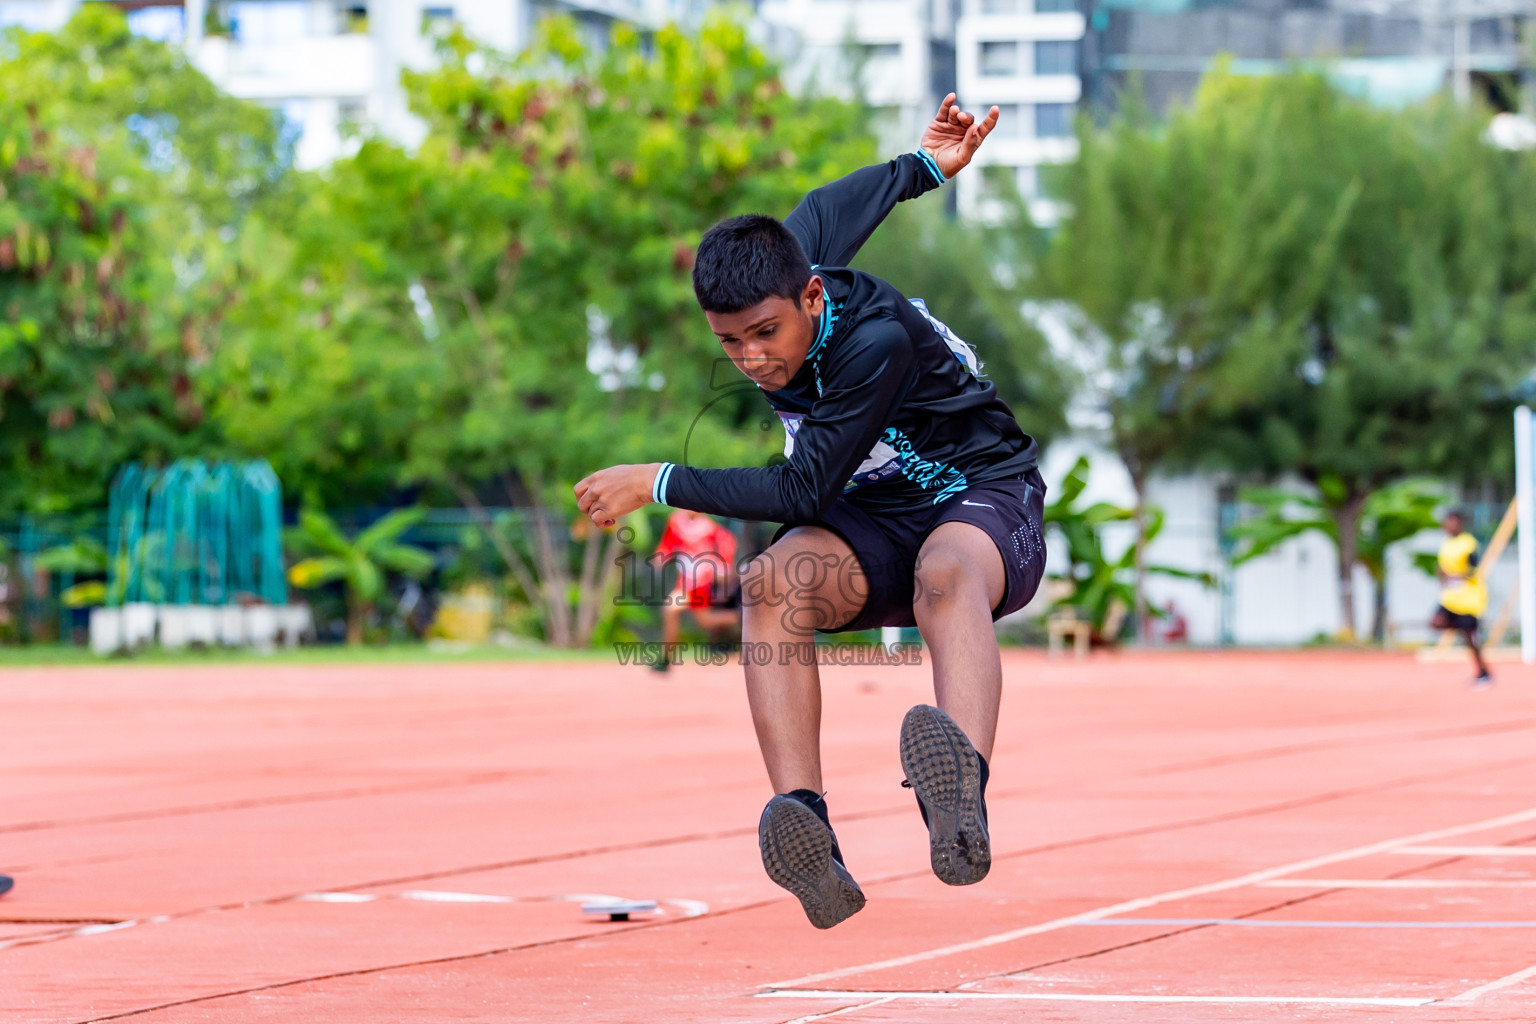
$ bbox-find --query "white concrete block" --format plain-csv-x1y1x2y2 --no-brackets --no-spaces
246,605,279,654
278,604,314,647
216,605,246,646
90,607,123,656
159,606,192,650
123,603,158,648
185,605,218,647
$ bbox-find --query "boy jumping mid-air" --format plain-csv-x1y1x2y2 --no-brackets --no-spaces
575,96,1046,928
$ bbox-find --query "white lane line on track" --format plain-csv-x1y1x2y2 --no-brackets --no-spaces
1394,845,1536,856
1260,878,1536,889
0,891,710,954
757,989,1434,1007
1078,917,1536,928
763,803,1536,990
297,892,377,903
0,917,148,951
399,891,515,903
775,996,900,1023
1446,961,1536,1004
665,898,711,918
391,891,710,915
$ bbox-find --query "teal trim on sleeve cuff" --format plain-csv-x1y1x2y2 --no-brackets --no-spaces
653,463,675,504
915,148,947,185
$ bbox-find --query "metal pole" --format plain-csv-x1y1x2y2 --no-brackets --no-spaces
1514,406,1535,663
19,514,35,644
1217,488,1237,646
1452,6,1471,104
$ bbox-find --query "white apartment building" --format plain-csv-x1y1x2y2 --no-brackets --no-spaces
0,0,666,169
954,0,1082,224
754,0,958,156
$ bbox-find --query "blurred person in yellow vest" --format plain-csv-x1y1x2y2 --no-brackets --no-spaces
1430,510,1491,687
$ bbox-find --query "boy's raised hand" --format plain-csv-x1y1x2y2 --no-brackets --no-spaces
920,93,1000,179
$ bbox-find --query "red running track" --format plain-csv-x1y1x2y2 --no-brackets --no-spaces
4,650,1536,1023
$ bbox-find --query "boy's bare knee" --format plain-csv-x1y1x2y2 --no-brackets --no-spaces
914,549,970,605
745,549,856,632
740,552,784,612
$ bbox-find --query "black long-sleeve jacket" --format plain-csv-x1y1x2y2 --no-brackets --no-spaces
652,151,1039,523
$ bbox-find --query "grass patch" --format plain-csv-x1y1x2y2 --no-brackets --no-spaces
0,642,612,668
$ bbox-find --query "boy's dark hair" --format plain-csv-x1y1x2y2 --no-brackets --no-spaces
692,214,813,314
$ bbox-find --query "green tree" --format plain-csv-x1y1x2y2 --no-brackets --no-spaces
0,8,293,515
212,16,881,646
0,90,206,515
287,508,436,644
0,6,290,234
1051,70,1536,637
1036,94,1198,637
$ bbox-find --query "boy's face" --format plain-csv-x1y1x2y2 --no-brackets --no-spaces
1443,514,1463,536
703,276,824,391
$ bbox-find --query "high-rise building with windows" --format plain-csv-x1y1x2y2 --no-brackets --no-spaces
954,0,1084,224
1082,0,1533,118
754,0,958,156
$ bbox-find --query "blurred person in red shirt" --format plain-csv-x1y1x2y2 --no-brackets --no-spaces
650,510,741,672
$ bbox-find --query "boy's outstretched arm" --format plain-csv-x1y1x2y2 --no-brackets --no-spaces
787,93,999,268
575,321,915,528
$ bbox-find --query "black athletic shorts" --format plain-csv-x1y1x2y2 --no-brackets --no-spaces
1435,606,1480,633
771,468,1048,634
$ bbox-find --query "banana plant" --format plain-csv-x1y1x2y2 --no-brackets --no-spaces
1229,478,1442,642
1046,456,1214,641
287,508,436,644
33,536,112,608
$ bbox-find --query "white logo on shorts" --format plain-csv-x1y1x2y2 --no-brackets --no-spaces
961,499,994,509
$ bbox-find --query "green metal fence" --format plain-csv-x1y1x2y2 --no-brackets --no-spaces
107,459,286,607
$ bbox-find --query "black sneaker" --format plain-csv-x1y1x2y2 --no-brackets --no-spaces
0,875,12,897
758,792,866,929
899,704,990,885
649,652,671,674
1472,671,1494,689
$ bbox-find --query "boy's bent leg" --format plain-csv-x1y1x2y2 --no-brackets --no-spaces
903,520,1006,886
911,520,1006,759
740,525,869,794
1465,622,1492,685
652,602,685,673
745,526,870,927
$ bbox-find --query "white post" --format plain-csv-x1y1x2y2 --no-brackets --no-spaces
881,625,902,652
1452,10,1471,104
1515,406,1535,663
184,0,205,47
